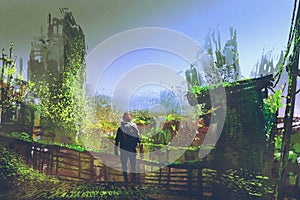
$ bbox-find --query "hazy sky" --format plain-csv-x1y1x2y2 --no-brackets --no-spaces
0,0,295,99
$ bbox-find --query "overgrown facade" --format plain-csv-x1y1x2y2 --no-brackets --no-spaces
27,9,87,133
27,9,86,87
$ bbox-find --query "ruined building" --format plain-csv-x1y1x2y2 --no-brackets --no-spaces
27,9,86,87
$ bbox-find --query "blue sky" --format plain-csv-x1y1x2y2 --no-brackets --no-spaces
0,0,295,107
83,0,294,98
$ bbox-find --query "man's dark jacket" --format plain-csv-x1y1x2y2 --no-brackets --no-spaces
115,121,140,153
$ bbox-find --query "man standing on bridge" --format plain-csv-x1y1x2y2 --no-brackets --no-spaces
114,112,140,183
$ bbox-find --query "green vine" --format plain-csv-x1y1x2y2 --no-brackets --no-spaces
263,88,283,142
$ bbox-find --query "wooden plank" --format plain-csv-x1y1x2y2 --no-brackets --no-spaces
187,166,193,194
197,164,203,197
55,149,59,176
78,152,81,179
166,167,171,190
0,134,218,197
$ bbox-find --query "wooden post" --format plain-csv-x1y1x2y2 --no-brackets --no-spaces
166,166,171,190
103,164,107,181
78,152,81,180
36,147,41,171
138,147,145,183
40,149,45,172
46,150,50,175
197,164,203,197
187,165,193,195
159,167,162,185
276,0,300,199
49,148,54,175
55,148,59,177
25,143,31,165
0,48,7,124
90,156,95,180
33,146,38,170
6,43,15,89
0,48,6,83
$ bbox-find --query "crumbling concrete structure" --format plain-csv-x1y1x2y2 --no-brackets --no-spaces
27,9,86,86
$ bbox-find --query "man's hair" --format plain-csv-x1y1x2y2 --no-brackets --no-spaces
123,112,131,122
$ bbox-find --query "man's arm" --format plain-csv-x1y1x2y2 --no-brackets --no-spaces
132,123,141,144
114,128,121,156
115,128,121,145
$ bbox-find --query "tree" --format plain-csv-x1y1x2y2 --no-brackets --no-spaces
251,50,284,78
0,43,32,131
201,27,241,84
159,89,181,114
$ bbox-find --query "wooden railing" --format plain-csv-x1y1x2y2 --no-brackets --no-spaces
0,134,209,198
30,144,95,181
277,117,300,133
1,133,299,199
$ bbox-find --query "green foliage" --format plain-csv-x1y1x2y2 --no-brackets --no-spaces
185,65,203,89
288,142,300,163
264,89,283,114
202,27,240,84
156,129,172,144
186,27,241,107
91,96,120,134
35,76,84,132
274,133,300,164
27,31,87,137
10,132,32,142
267,87,299,163
140,134,155,144
220,169,274,198
165,113,181,122
0,147,164,199
0,43,30,123
55,143,86,152
58,183,165,200
203,168,274,198
189,80,240,96
292,142,300,153
0,147,60,196
223,108,242,141
132,110,153,125
274,134,284,161
263,89,283,142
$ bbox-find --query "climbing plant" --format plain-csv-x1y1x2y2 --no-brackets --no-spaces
263,88,283,142
32,35,87,139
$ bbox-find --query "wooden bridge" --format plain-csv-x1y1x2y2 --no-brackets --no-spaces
1,116,300,199
0,134,213,199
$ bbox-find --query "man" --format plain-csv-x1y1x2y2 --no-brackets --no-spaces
115,112,140,182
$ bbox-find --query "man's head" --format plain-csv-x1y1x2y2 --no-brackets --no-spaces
123,112,132,122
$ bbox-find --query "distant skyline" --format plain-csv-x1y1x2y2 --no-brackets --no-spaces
0,0,297,113
0,0,294,74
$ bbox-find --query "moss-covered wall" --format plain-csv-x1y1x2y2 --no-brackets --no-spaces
211,86,267,172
